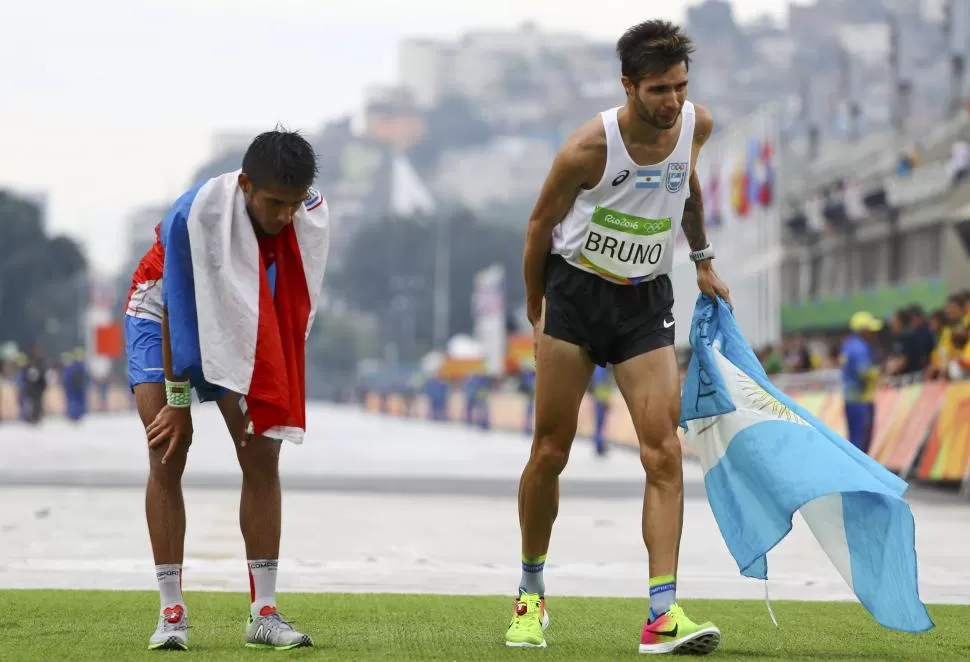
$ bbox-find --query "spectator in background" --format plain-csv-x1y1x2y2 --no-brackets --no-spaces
841,312,882,453
827,342,842,369
760,345,783,375
929,295,969,380
425,374,449,422
886,308,911,376
13,353,28,421
929,309,946,337
62,349,89,423
784,334,813,373
590,365,611,457
944,324,970,380
520,359,536,434
897,144,920,176
22,345,47,425
896,151,912,176
951,139,970,182
887,306,935,376
907,305,937,372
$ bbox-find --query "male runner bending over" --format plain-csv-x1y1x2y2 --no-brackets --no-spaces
126,130,328,651
505,20,731,655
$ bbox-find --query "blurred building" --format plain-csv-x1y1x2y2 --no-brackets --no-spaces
178,0,970,337
432,137,555,217
777,111,970,333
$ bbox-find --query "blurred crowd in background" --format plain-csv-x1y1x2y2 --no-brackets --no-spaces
756,290,970,381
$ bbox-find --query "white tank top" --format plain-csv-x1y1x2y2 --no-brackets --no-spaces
551,102,695,284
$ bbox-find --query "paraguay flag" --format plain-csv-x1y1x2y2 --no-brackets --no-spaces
161,171,330,443
680,295,933,633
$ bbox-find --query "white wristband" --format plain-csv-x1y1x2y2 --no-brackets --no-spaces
689,244,715,262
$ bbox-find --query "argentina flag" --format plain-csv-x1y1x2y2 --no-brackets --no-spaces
680,295,933,633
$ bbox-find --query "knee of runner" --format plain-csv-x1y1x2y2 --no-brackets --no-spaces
531,436,571,476
638,433,682,477
148,448,188,481
238,440,281,480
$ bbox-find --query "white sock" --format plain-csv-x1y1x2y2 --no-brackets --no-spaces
248,559,278,617
156,564,184,610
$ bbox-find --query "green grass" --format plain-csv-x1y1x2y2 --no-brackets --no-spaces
2,590,969,661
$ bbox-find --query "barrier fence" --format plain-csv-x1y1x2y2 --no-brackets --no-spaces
363,378,970,497
7,376,966,498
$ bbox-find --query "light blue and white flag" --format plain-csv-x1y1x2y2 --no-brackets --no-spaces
680,295,933,633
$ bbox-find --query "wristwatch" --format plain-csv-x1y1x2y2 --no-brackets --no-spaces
689,244,715,263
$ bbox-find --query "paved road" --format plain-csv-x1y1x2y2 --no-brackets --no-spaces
0,405,967,606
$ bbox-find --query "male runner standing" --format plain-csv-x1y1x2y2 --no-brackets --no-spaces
126,130,329,651
505,20,731,655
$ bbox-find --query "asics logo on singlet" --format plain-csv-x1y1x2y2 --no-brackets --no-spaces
611,169,631,186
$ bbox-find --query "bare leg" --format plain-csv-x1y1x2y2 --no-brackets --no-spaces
612,346,683,580
139,383,189,565
518,305,595,562
217,395,282,560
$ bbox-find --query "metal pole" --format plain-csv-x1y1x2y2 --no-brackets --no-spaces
432,212,450,349
950,53,965,117
888,15,902,135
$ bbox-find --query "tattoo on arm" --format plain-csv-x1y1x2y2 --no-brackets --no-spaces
681,172,708,252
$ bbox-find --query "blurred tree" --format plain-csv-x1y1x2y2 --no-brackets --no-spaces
329,209,525,352
0,190,88,356
305,310,382,399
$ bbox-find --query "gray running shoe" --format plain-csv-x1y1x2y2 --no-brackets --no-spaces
245,606,313,650
148,604,189,651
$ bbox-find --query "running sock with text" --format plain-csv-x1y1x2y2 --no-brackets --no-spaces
248,560,279,618
518,554,547,598
156,564,185,611
648,575,677,622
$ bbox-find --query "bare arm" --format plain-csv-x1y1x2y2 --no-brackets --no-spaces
682,104,715,253
686,104,732,304
524,132,600,325
681,170,708,252
160,305,188,384
148,306,193,463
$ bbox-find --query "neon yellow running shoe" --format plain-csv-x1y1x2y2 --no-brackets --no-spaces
638,603,720,655
505,593,550,648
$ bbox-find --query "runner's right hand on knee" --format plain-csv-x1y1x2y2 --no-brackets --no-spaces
147,406,193,465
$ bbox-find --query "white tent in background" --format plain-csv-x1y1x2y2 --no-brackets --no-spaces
446,334,483,360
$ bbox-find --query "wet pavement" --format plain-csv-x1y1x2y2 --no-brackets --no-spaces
0,405,967,605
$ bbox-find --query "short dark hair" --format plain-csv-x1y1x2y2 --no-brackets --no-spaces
616,20,695,82
242,127,318,191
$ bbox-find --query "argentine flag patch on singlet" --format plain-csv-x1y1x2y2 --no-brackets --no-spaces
635,169,662,189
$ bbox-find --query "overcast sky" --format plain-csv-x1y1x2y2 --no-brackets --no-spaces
0,0,788,276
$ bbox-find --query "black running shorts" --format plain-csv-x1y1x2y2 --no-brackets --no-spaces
542,254,675,367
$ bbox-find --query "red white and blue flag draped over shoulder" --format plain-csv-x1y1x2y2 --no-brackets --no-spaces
161,170,330,443
680,295,933,634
